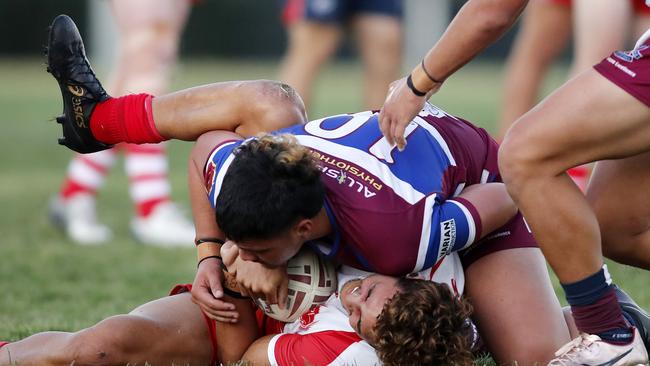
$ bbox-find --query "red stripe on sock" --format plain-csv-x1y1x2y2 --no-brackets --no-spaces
137,197,169,218
60,178,95,200
0,341,8,349
90,94,165,145
78,156,111,174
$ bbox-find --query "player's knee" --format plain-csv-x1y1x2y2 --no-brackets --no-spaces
498,131,536,191
257,81,307,126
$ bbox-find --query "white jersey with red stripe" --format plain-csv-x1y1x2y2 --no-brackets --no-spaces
267,253,465,366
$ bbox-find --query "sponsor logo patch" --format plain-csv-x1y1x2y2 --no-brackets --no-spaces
437,219,456,259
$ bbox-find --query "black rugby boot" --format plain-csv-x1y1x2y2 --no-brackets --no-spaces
45,14,113,153
614,285,650,351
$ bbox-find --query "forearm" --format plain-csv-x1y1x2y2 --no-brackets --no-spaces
412,0,527,90
153,80,307,141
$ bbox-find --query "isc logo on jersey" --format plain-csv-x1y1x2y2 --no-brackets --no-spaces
438,219,457,259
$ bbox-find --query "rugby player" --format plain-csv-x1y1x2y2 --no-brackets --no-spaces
44,15,649,364
499,29,650,365
0,250,474,366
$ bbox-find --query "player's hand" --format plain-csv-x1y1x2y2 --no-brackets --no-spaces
221,241,289,309
191,257,239,323
378,77,435,150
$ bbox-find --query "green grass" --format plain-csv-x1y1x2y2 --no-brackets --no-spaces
0,58,647,365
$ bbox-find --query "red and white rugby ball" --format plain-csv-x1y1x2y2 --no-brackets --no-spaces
255,247,337,322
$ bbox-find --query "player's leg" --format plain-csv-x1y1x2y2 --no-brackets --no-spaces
277,0,343,108
351,0,402,109
499,68,650,363
0,292,213,366
47,16,306,153
462,216,571,365
109,0,195,246
586,153,650,269
49,149,116,244
571,0,630,74
498,0,572,140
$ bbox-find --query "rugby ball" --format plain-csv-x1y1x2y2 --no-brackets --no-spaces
255,247,337,322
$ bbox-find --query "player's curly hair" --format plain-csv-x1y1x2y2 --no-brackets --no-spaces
216,133,324,241
374,278,475,366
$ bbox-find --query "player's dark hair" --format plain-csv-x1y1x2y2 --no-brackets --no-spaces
216,133,324,241
374,278,474,366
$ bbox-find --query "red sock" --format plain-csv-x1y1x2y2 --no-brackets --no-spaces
90,94,165,145
0,341,8,349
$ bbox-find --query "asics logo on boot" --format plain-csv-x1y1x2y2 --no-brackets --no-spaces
67,84,85,97
71,96,86,128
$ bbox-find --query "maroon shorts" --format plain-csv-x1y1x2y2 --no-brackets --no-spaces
169,284,285,365
459,212,538,268
594,32,650,107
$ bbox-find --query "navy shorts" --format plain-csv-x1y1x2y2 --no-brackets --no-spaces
282,0,403,25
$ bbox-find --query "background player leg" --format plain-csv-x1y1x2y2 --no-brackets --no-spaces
352,13,402,109
0,292,213,366
110,0,194,246
465,247,571,365
278,20,342,108
51,0,194,246
498,0,571,140
587,152,650,269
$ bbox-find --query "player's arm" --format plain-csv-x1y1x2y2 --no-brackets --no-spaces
189,131,243,322
432,182,518,256
417,0,528,86
455,182,517,238
246,331,378,366
153,80,308,141
379,0,527,148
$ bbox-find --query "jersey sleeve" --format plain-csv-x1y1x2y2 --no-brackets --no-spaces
267,330,379,366
425,196,482,264
204,139,242,207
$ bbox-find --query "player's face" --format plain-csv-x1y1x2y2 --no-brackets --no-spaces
235,232,303,268
340,274,400,343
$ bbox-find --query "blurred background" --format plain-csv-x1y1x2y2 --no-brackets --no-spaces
2,0,645,342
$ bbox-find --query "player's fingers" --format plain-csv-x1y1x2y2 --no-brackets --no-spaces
391,120,405,151
220,241,238,269
265,289,278,306
278,278,289,310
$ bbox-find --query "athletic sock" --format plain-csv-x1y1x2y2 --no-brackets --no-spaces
562,265,633,345
89,93,165,145
0,341,8,349
60,150,117,200
124,143,171,218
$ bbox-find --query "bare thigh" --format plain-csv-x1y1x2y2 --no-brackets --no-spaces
587,152,650,269
465,248,571,365
503,70,650,177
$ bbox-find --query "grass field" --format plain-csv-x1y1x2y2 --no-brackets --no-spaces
0,57,647,358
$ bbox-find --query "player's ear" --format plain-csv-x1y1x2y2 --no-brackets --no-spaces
294,218,313,240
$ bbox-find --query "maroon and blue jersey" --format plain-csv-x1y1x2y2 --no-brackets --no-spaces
205,103,500,276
